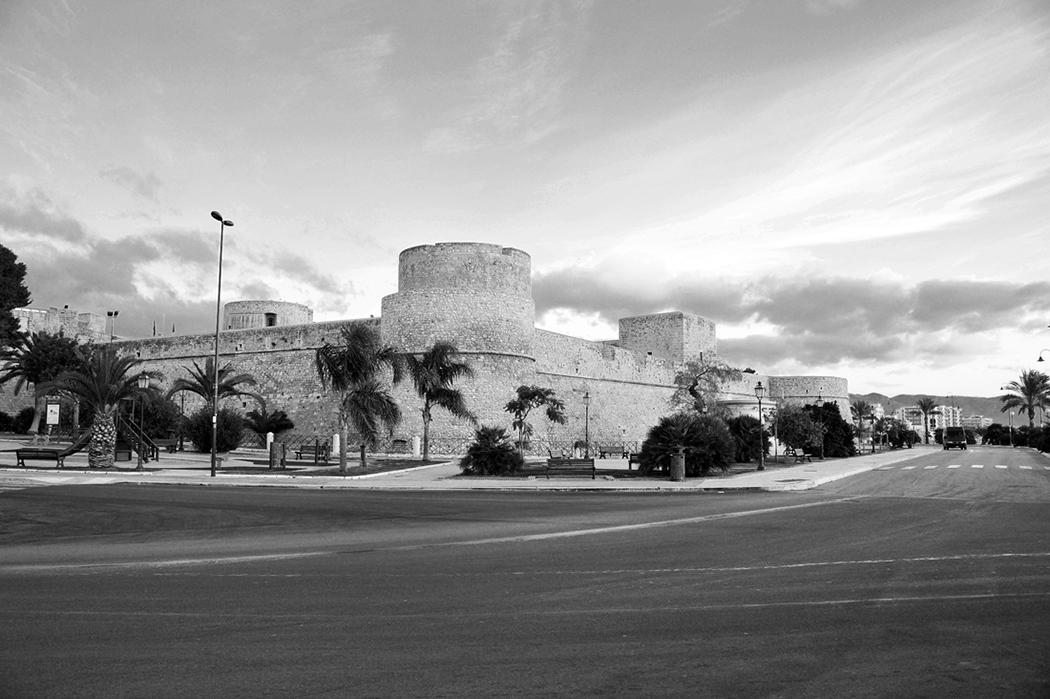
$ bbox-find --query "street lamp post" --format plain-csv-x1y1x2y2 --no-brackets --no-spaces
136,372,149,470
583,391,591,459
755,381,765,471
815,393,825,460
1037,349,1050,362
107,310,119,340
210,211,234,478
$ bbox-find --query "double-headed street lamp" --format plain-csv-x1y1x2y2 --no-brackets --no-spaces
107,310,119,340
210,211,234,478
755,381,765,471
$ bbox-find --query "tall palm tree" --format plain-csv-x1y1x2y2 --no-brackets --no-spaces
850,399,875,446
1000,369,1050,429
41,348,154,469
914,397,940,444
315,324,403,472
0,331,81,443
165,357,263,410
404,341,476,461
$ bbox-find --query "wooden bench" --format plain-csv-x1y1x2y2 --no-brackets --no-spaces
294,443,330,463
154,439,179,454
598,445,628,459
628,452,643,470
784,447,812,463
545,457,596,479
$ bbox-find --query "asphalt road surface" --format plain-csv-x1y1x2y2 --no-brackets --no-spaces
1,445,1048,698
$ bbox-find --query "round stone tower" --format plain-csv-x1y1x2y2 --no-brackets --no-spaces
380,242,537,432
223,300,313,330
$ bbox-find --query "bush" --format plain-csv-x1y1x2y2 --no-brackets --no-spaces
0,410,11,432
184,407,244,453
12,406,35,434
638,412,736,477
805,403,857,458
726,414,768,463
460,426,524,476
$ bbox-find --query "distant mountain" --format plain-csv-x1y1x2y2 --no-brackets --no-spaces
849,393,1010,423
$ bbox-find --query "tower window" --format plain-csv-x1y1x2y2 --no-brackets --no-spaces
265,313,277,327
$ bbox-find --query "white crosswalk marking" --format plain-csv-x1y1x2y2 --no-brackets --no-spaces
995,465,1007,469
947,464,961,469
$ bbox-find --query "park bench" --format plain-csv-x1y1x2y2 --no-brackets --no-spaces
294,443,331,463
154,439,179,454
784,447,812,463
598,445,628,459
627,452,643,470
545,457,596,479
15,431,92,469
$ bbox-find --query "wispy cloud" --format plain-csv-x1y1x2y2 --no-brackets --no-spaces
100,167,163,202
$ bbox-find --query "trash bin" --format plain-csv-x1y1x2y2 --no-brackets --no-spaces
670,447,685,482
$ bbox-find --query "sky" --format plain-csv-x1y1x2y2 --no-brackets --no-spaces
1,0,1048,399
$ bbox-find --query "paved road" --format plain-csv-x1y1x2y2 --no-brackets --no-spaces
1,446,1048,698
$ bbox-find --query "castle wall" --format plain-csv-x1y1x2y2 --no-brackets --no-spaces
224,300,313,330
617,312,716,363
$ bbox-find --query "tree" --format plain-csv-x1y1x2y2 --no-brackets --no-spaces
41,348,153,469
404,341,476,461
850,399,875,448
774,404,824,454
999,370,1050,429
0,244,31,347
245,408,296,439
0,331,82,442
165,357,263,409
670,357,742,415
726,414,767,463
505,385,567,456
315,324,403,472
805,402,856,458
637,412,736,477
914,397,940,444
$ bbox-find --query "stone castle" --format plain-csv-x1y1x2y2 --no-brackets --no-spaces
5,242,849,450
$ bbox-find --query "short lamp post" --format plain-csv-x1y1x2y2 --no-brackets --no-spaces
869,413,876,453
755,381,765,471
136,372,149,470
583,391,591,459
210,211,234,478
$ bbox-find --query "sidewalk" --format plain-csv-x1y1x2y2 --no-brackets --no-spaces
0,437,929,492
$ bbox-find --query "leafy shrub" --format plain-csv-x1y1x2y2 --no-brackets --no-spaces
638,412,736,477
460,426,524,476
726,414,768,463
12,406,35,434
0,410,11,432
184,407,244,453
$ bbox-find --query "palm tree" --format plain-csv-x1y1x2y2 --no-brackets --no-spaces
1000,370,1050,429
850,399,875,447
914,397,940,444
41,348,154,469
404,341,476,461
244,408,295,439
165,357,263,410
315,324,403,472
0,331,81,443
505,385,567,457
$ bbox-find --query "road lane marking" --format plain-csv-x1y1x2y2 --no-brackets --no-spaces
923,465,938,470
971,465,983,469
1019,465,1032,470
876,467,895,470
995,465,1007,469
947,464,960,469
0,498,868,574
902,466,917,470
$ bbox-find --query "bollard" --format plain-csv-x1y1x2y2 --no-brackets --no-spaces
412,435,421,457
